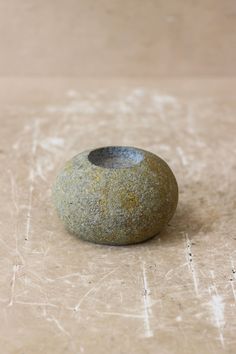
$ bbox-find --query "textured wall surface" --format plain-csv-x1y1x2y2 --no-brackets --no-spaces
0,77,235,353
1,0,236,76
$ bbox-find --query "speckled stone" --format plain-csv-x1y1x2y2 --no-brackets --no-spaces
52,146,178,245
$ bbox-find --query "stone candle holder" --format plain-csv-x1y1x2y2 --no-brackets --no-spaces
52,146,178,245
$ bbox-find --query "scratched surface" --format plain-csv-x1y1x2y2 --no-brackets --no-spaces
0,78,235,354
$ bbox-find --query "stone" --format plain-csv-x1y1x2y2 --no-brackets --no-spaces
52,146,178,245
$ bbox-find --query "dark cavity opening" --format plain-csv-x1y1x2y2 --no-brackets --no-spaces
88,146,144,169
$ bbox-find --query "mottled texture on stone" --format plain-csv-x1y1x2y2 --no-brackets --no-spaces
52,146,178,245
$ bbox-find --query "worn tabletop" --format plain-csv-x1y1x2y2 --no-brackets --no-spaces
0,78,235,354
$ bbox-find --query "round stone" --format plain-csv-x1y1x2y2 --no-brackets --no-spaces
52,146,178,245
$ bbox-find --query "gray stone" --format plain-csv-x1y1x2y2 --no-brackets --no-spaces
52,146,178,245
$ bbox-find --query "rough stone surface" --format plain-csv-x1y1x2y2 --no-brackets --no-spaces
52,146,178,245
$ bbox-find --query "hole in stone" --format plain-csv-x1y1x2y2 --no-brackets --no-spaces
88,146,144,169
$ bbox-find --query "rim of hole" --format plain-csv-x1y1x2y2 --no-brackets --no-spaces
88,146,144,169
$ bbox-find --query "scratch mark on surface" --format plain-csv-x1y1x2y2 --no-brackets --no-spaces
230,258,236,279
25,182,33,241
54,272,83,281
164,268,174,280
230,257,236,302
97,311,144,319
141,261,153,338
74,268,117,312
176,146,188,166
47,316,70,337
8,265,20,307
208,270,225,348
8,170,25,264
25,119,40,241
230,281,236,303
40,136,64,152
14,301,58,308
185,233,199,297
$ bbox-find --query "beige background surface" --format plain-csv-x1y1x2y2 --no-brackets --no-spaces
0,1,236,354
0,77,236,354
1,0,236,76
